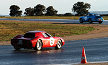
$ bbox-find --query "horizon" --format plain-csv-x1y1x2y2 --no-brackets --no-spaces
1,11,108,16
0,0,108,15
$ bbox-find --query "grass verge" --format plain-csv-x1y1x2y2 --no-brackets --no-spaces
0,20,95,41
1,16,108,20
102,16,108,20
0,16,80,19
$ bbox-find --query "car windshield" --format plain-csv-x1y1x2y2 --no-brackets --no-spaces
94,14,100,16
24,33,35,38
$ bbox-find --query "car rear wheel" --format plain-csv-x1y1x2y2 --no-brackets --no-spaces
55,40,62,49
14,45,21,50
88,19,92,24
80,19,83,23
34,40,42,51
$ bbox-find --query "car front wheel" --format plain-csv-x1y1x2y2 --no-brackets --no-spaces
55,40,62,49
99,21,102,24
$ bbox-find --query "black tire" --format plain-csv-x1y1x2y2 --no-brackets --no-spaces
88,19,92,24
14,45,21,50
34,40,42,51
55,40,62,49
80,19,83,23
99,21,102,24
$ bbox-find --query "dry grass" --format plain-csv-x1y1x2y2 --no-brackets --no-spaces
0,16,80,19
103,16,108,20
0,16,108,20
0,20,94,41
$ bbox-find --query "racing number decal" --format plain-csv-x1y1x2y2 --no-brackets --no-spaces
50,37,55,46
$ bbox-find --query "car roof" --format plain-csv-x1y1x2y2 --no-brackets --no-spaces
27,31,46,33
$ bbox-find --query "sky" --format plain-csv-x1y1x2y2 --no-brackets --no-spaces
0,0,108,15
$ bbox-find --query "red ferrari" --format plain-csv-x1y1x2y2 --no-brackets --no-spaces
11,31,65,50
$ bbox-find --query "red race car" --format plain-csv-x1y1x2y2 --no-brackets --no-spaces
11,31,65,50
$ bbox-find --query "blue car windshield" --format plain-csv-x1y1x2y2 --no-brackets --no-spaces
88,13,101,16
94,14,100,16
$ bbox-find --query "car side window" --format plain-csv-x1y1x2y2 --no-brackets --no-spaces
42,33,51,37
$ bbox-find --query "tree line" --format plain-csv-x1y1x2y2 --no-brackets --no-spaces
9,2,91,16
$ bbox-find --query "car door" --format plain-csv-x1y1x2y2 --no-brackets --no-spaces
42,33,55,47
84,16,88,21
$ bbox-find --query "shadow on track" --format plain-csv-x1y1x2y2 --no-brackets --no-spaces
13,48,64,55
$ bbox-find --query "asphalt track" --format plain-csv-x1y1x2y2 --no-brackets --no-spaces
0,18,108,24
0,37,108,65
0,19,108,65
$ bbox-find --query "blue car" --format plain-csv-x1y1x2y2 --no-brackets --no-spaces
79,13,104,24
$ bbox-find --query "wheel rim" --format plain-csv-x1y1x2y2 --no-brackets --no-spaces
57,40,62,49
37,40,42,50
